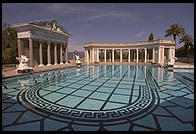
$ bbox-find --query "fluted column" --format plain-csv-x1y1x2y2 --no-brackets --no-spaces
97,49,99,62
112,49,114,62
136,49,139,63
153,48,155,63
128,49,130,62
47,41,51,66
162,47,165,64
65,43,68,64
144,48,147,63
104,49,106,62
39,40,44,66
92,48,94,63
87,49,89,64
60,44,63,64
85,50,87,63
29,38,34,67
120,49,122,62
54,42,58,65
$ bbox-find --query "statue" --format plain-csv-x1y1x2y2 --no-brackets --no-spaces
75,55,81,66
168,57,177,66
52,22,57,31
16,55,33,73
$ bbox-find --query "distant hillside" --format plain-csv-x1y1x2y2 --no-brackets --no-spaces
68,51,85,60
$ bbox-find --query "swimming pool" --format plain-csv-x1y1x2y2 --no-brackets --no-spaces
2,65,194,131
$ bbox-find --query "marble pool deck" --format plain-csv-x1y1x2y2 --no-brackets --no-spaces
2,62,193,79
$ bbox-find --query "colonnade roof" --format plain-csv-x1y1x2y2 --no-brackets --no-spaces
12,19,72,37
84,39,175,48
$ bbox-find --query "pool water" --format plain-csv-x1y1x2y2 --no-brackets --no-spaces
2,65,194,131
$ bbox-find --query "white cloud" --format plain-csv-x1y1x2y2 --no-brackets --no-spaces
83,9,140,24
136,31,146,38
39,4,141,24
39,3,85,15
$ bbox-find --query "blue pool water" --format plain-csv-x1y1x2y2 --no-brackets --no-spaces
2,65,194,131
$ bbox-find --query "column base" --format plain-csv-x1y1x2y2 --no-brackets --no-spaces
39,64,44,67
47,64,52,66
54,63,58,65
60,62,64,65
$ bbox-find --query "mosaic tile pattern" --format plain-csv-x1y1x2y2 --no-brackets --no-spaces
2,65,194,131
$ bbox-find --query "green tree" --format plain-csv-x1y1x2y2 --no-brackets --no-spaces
179,34,194,56
165,24,185,43
148,33,154,41
2,22,18,64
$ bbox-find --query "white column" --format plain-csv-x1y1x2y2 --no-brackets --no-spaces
128,49,130,62
112,49,114,62
120,49,122,62
89,49,92,63
92,48,94,63
144,48,147,63
162,47,165,64
153,48,155,63
104,49,106,62
97,49,99,62
136,49,139,63
86,49,89,64
65,43,68,64
29,38,34,67
60,44,63,64
158,47,162,64
39,40,44,67
85,50,87,63
47,41,51,66
158,47,164,65
54,42,58,65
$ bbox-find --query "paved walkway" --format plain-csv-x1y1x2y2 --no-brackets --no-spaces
2,63,77,79
174,62,194,69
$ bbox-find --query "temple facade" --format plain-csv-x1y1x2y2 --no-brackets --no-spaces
84,39,176,66
12,19,71,67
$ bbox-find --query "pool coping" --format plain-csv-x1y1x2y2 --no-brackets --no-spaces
2,64,80,80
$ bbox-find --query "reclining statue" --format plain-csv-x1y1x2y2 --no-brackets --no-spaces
16,55,33,73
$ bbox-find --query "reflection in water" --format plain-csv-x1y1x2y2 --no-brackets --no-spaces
76,68,81,76
83,65,175,82
168,70,174,83
18,79,30,86
136,66,138,79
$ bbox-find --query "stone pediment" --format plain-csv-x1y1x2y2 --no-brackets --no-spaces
30,19,70,35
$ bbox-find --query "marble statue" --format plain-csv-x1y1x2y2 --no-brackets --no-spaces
16,55,33,73
75,55,81,66
168,57,177,66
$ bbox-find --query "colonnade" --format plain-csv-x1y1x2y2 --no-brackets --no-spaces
85,48,157,64
18,38,68,67
84,40,176,66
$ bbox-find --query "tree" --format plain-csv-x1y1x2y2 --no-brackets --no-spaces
179,34,194,56
148,33,154,41
165,24,185,43
2,22,18,64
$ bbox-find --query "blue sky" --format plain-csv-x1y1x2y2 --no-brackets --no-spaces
2,3,194,52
